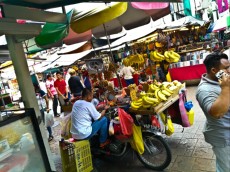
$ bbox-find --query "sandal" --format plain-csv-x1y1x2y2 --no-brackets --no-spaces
48,136,53,142
55,114,60,117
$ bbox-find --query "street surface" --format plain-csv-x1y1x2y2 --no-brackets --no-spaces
50,86,216,172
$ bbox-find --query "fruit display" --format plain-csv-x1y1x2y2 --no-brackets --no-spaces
149,50,180,63
130,80,183,111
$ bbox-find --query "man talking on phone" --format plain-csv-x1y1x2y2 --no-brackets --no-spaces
196,52,230,172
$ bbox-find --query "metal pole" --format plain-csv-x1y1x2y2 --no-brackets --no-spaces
103,23,122,89
6,35,55,171
103,23,114,62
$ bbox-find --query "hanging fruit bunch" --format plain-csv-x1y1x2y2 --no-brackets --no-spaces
122,54,145,68
164,51,180,63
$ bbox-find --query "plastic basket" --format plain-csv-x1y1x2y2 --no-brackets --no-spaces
59,140,93,172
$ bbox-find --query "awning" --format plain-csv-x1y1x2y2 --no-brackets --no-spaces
51,50,92,66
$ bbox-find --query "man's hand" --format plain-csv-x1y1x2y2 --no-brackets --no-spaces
104,105,110,110
220,74,230,89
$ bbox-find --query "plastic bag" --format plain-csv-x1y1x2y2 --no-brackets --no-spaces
165,115,174,136
109,120,115,136
187,109,194,125
179,90,190,127
130,124,144,154
60,113,72,139
118,108,134,136
44,110,54,127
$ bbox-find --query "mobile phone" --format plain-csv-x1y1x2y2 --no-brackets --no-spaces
215,70,225,80
215,70,228,80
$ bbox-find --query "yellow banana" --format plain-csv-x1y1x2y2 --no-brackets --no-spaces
149,84,159,93
154,89,161,100
140,91,146,97
131,102,141,109
142,96,155,105
145,96,159,103
162,85,173,94
136,98,143,103
161,89,172,97
142,104,151,109
156,52,165,60
168,51,180,63
157,90,168,101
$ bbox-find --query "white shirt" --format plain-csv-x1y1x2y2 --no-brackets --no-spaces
120,66,135,80
71,100,101,139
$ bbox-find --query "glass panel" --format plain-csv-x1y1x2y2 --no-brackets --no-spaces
0,116,46,172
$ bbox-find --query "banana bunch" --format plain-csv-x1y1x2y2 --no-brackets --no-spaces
130,98,143,110
150,50,165,62
130,94,160,110
130,80,183,111
122,54,145,67
164,51,180,63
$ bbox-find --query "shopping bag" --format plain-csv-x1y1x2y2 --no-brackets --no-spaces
130,124,144,154
44,110,54,128
118,108,134,136
60,113,72,139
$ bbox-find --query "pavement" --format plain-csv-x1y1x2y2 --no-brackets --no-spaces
49,86,216,172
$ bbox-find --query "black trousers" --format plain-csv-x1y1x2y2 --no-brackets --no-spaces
52,94,58,116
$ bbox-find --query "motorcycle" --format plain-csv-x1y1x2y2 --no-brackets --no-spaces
90,106,172,171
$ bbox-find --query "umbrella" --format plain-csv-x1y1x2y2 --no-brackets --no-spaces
71,2,170,37
34,2,171,47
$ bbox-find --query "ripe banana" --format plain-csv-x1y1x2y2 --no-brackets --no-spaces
136,98,143,103
143,96,158,105
168,51,180,63
149,84,159,92
142,104,151,109
153,51,164,61
131,101,141,110
154,89,161,100
161,89,172,97
156,51,165,60
145,96,159,103
162,85,173,94
157,90,168,101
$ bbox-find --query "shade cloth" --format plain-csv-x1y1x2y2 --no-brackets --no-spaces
169,64,206,81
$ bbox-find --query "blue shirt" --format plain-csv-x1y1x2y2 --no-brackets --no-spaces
196,74,230,147
71,100,101,140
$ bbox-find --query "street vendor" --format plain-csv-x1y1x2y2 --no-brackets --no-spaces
71,88,110,148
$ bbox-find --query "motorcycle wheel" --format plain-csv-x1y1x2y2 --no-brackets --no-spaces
136,132,172,171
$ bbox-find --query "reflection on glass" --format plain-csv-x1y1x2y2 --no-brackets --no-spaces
0,116,46,172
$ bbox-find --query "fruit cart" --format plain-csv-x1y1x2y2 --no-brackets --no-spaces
127,81,186,136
